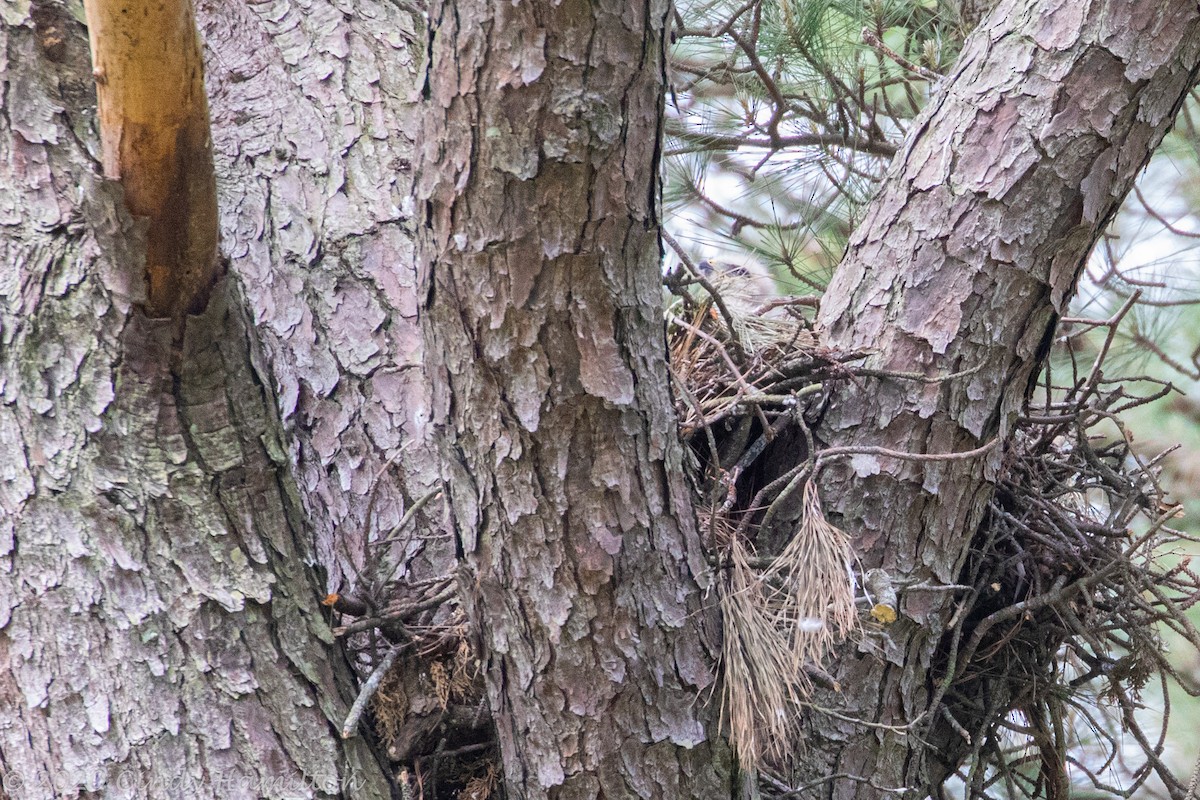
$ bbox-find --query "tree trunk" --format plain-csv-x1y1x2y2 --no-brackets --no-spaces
196,0,440,597
194,0,466,766
0,3,399,797
0,231,389,797
415,0,733,797
6,0,1200,797
795,1,1200,796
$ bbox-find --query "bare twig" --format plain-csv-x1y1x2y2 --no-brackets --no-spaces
342,645,404,738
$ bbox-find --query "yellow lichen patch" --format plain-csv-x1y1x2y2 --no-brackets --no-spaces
870,603,898,625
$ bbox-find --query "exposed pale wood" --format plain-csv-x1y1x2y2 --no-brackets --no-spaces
84,0,218,318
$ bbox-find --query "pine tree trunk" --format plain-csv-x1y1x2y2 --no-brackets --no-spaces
5,0,1200,797
194,0,464,765
415,0,734,797
0,2,410,796
197,0,442,599
795,2,1200,796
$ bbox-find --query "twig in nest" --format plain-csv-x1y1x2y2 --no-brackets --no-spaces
815,437,997,467
725,404,803,500
670,363,721,477
663,230,747,360
754,295,820,314
803,702,915,733
342,644,404,738
850,360,986,384
380,487,444,545
369,487,445,588
756,463,809,545
334,580,458,637
668,314,757,399
415,740,494,766
735,461,809,539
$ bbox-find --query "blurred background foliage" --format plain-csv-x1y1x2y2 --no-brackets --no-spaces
662,0,1200,796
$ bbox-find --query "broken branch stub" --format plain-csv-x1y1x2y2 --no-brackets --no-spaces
84,0,220,319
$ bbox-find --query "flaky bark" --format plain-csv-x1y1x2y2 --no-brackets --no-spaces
195,0,438,595
795,1,1200,796
0,5,393,798
195,0,466,761
7,0,1200,797
415,0,732,797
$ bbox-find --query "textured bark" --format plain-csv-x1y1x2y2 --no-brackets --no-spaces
7,0,1200,796
194,0,465,759
797,1,1200,796
415,0,732,797
195,0,440,595
0,5,392,798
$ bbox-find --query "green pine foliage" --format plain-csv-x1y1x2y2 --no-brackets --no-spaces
665,0,963,290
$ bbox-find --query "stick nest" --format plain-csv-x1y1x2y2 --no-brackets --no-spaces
931,365,1200,800
666,269,860,770
666,269,1200,797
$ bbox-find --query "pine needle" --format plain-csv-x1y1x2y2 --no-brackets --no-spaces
719,481,857,768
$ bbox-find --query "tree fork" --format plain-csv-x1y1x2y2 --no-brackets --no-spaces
799,2,1200,796
84,0,220,320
